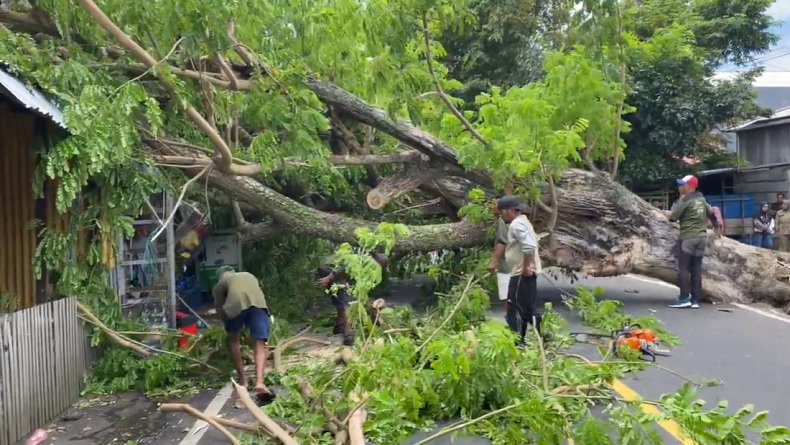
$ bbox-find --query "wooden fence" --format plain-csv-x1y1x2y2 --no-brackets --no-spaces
0,297,96,445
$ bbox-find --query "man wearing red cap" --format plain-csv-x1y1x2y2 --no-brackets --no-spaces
664,175,719,309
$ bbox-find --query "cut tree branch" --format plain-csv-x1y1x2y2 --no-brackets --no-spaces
232,380,300,445
366,164,438,209
159,403,240,445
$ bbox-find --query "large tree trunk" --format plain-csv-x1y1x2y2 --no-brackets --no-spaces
205,170,489,252
197,155,790,311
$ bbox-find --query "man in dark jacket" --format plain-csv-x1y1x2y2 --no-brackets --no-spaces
664,175,719,309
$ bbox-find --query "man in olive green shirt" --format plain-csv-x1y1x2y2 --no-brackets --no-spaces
213,266,273,400
664,175,719,309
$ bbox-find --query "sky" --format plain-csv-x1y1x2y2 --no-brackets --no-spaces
759,0,790,72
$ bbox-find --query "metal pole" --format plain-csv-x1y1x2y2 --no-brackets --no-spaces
165,193,177,329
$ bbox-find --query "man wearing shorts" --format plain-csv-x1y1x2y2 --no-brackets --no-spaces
213,266,273,399
664,175,719,309
498,197,543,347
487,201,515,331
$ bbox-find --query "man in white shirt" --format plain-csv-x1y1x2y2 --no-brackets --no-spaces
497,197,543,347
488,200,516,331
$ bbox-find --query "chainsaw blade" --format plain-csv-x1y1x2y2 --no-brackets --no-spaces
650,346,671,356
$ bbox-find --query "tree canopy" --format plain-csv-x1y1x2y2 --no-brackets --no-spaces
437,0,778,186
3,0,790,443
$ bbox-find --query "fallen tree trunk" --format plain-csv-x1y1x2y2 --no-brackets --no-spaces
205,169,489,252
205,159,790,310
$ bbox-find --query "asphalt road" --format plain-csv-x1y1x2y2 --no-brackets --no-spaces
171,273,790,445
515,273,790,444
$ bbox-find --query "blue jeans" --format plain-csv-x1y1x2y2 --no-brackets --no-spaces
224,307,270,341
752,233,774,249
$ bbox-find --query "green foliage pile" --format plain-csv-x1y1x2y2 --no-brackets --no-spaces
247,226,790,445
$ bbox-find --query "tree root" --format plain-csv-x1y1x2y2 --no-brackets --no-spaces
159,403,240,445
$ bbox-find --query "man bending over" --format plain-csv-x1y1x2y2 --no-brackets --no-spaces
213,266,273,400
497,197,543,347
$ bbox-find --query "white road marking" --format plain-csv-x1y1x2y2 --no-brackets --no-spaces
178,382,235,445
623,274,790,325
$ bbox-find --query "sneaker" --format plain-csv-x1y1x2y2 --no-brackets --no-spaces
690,303,699,309
516,340,526,350
342,335,355,346
669,299,692,308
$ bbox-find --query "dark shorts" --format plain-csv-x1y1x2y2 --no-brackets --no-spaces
317,267,352,309
224,307,270,341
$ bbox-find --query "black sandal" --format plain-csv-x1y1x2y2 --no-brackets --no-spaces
254,390,277,406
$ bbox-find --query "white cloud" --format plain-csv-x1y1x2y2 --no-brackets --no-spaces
768,0,790,21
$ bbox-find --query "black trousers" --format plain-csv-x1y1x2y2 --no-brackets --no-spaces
675,241,704,304
506,275,541,340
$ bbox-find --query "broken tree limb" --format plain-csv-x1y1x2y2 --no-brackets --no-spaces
159,403,240,445
326,150,423,166
295,376,345,431
303,78,491,187
272,334,332,374
421,13,489,150
202,167,489,252
75,301,151,357
366,164,439,210
232,380,301,445
73,0,259,176
346,394,367,445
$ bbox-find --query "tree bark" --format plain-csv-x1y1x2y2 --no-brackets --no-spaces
366,164,438,210
205,169,489,252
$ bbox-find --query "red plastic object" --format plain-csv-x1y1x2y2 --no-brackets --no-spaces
175,311,198,350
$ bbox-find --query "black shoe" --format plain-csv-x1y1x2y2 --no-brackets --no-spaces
333,326,342,335
342,335,354,346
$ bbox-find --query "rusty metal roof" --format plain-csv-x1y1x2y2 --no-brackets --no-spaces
0,65,67,130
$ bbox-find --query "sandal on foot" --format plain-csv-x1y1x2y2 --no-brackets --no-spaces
253,389,277,406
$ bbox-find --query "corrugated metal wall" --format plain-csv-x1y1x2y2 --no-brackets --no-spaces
0,297,97,445
0,103,37,310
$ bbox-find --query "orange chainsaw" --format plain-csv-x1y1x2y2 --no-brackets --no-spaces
571,323,671,362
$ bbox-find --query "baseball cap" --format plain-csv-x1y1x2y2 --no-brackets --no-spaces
676,175,698,189
496,197,528,212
